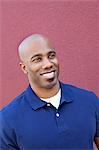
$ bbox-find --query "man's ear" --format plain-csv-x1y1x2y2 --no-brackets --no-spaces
19,62,28,74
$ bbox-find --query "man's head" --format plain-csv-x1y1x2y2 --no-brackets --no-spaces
18,34,59,93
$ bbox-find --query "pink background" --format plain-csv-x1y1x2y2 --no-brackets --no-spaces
0,1,99,149
0,0,99,109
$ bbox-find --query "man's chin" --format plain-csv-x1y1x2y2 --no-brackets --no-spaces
44,78,58,89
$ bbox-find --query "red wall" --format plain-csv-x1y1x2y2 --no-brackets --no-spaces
0,0,99,108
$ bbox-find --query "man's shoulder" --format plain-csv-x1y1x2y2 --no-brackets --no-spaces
1,87,28,116
61,82,99,110
61,82,97,99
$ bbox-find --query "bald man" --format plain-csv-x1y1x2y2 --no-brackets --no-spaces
0,34,99,150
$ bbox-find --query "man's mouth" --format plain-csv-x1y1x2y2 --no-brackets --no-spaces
40,70,56,78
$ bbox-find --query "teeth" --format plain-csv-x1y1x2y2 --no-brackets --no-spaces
42,72,54,78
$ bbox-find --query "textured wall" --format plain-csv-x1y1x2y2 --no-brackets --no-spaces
0,0,99,109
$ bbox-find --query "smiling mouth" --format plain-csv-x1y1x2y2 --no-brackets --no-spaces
40,70,56,78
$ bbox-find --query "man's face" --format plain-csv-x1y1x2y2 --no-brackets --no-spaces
22,39,59,90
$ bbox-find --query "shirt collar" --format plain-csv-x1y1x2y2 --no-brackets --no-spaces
60,82,74,105
25,82,73,110
25,85,47,110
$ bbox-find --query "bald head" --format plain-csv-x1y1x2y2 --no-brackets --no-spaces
18,34,52,62
18,33,59,93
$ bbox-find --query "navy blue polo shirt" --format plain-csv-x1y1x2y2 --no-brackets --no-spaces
0,82,99,150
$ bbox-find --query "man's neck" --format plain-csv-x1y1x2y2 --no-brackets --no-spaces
30,81,60,98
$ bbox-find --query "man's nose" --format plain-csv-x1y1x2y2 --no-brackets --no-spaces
42,58,53,69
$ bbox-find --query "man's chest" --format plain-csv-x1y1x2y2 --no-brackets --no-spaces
14,104,96,149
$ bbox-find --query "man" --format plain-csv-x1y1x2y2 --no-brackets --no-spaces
0,34,99,150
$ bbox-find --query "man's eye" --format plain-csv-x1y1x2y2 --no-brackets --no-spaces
49,53,56,59
32,57,42,63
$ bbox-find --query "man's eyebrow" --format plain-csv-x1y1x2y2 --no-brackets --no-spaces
30,50,56,60
48,51,56,54
30,54,42,60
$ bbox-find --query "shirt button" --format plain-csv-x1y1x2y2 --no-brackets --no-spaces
47,103,50,107
56,113,60,117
